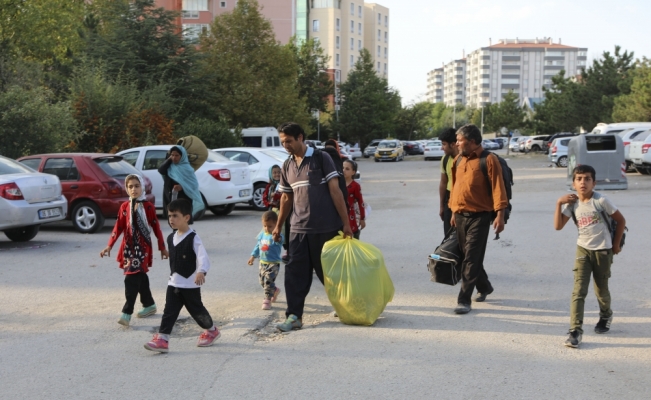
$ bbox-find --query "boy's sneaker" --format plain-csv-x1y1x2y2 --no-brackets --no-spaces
118,313,131,326
137,304,157,318
564,330,582,348
197,328,221,347
144,334,169,353
271,287,281,303
595,315,613,334
262,299,272,310
276,314,302,332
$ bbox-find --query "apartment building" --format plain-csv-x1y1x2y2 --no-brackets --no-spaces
363,3,389,78
443,59,466,106
425,67,443,103
428,38,587,108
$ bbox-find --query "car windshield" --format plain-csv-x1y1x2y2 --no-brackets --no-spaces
0,156,34,175
94,157,141,179
633,131,651,142
261,150,289,162
378,142,397,149
427,141,440,146
206,151,230,163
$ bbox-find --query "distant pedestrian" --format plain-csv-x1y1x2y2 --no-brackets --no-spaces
449,124,508,314
100,174,168,327
248,211,283,310
273,122,353,332
262,165,282,211
158,146,204,222
343,159,366,239
144,199,220,353
438,128,458,235
554,165,626,348
324,139,345,172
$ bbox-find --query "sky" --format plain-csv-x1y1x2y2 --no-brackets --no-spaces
381,0,651,105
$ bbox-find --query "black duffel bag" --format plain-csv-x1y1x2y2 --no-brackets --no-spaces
427,228,464,286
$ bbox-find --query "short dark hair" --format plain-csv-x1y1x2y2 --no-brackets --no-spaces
277,122,305,141
439,128,457,145
168,199,192,216
324,139,338,148
456,124,482,145
343,158,357,172
262,210,278,223
572,164,596,181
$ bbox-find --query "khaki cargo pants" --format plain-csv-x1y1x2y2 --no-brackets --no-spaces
570,246,613,333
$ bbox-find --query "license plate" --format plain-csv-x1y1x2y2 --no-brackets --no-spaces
39,208,61,219
633,159,642,164
239,189,251,197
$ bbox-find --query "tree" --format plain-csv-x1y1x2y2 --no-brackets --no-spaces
612,58,651,122
532,71,586,134
333,49,401,146
198,0,310,129
394,102,434,140
286,37,334,115
0,86,77,159
484,91,526,134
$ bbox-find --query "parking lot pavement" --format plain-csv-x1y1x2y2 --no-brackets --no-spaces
2,153,650,398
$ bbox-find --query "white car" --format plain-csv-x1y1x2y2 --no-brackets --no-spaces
423,140,444,160
0,155,68,241
482,140,499,151
508,137,520,152
348,147,362,159
547,138,572,167
619,127,648,171
628,129,651,175
525,135,551,151
213,147,290,211
118,146,253,216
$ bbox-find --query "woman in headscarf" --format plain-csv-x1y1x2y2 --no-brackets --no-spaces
262,164,282,211
158,146,205,222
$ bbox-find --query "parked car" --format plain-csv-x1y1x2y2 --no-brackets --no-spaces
628,129,651,175
518,137,529,152
18,153,152,234
1,155,68,241
591,122,651,135
482,140,499,151
305,140,324,149
348,147,362,159
489,138,505,149
403,141,424,155
423,140,444,160
508,137,521,152
213,147,289,211
548,138,572,167
363,139,383,158
619,128,648,171
374,140,405,162
118,146,252,216
543,132,577,154
525,135,551,151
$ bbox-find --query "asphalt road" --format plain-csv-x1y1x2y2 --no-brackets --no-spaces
1,150,650,399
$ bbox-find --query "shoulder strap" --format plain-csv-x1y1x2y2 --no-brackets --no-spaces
443,154,450,168
479,150,492,197
569,202,578,226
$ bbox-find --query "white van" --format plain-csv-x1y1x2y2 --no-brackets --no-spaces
591,122,651,135
241,127,282,148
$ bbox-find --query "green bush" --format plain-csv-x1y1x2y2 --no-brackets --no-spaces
175,117,242,149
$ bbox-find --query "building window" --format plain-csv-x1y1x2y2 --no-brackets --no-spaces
350,2,354,15
182,0,208,18
182,24,209,41
350,38,354,50
377,45,381,57
377,61,381,72
378,13,381,24
336,18,340,31
312,20,319,32
377,29,381,40
219,1,226,7
385,15,388,27
358,40,362,50
350,55,354,67
313,37,320,44
384,47,387,58
358,22,362,35
336,36,340,49
350,20,354,33
358,5,362,17
336,53,340,67
384,63,387,72
384,31,388,43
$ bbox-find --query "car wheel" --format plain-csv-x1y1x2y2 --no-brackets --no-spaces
71,201,105,234
556,156,568,168
363,155,369,158
4,225,40,242
637,166,651,175
625,161,635,173
250,183,268,211
531,145,540,152
210,203,236,216
424,157,429,161
374,158,379,162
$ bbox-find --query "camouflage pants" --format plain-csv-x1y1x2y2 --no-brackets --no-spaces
259,262,280,299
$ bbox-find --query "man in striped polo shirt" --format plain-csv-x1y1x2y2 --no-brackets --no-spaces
272,122,353,332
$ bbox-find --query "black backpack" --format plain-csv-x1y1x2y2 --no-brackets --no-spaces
456,150,514,223
283,149,348,203
427,228,463,286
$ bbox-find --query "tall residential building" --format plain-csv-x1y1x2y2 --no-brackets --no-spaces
425,67,443,103
363,3,389,78
428,38,588,107
443,59,466,106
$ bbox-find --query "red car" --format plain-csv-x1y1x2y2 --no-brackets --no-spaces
18,153,154,233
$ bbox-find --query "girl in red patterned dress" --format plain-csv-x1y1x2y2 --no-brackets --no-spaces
343,159,366,239
100,174,168,327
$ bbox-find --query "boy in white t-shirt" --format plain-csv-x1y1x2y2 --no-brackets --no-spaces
554,165,626,348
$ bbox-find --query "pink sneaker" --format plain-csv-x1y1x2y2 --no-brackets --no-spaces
197,328,221,347
262,299,272,310
271,287,281,303
144,334,169,353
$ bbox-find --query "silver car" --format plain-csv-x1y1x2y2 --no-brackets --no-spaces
0,155,68,242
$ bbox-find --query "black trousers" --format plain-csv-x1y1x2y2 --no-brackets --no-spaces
285,229,340,318
455,212,493,305
122,272,155,315
442,190,453,236
159,286,213,335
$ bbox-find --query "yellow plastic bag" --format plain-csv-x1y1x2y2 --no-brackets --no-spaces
321,233,394,326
